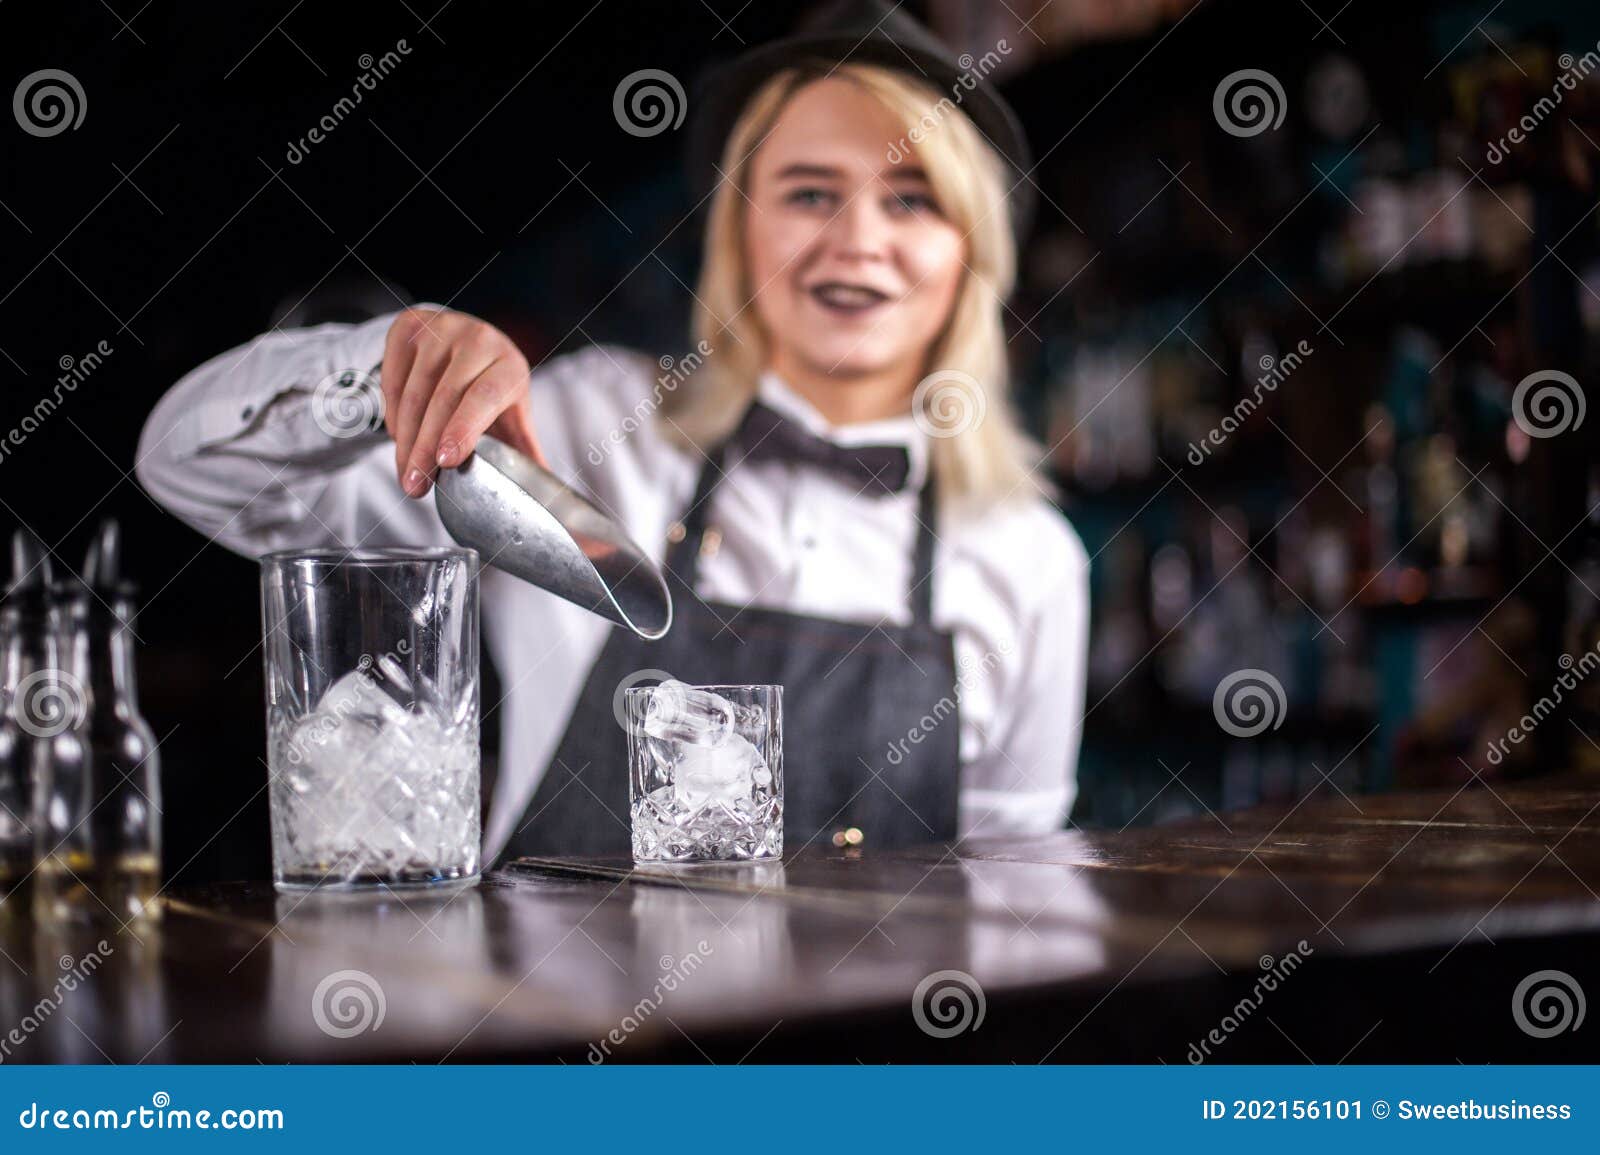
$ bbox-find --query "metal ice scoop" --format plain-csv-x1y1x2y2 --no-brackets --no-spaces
433,435,672,640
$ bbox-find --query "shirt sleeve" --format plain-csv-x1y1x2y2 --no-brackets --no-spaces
135,308,453,558
957,515,1091,838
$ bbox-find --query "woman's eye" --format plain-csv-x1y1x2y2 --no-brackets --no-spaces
886,191,940,216
784,187,836,209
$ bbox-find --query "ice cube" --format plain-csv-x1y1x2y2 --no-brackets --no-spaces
374,653,414,697
646,734,680,778
673,732,766,809
271,660,481,883
644,681,733,746
317,669,410,729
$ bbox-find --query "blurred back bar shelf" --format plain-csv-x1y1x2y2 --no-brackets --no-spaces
989,0,1600,827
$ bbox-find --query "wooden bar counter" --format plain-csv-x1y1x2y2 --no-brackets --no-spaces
2,776,1596,1063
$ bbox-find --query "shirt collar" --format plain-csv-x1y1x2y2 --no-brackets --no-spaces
755,371,929,490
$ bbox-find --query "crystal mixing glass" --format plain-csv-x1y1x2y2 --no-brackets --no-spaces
260,548,480,890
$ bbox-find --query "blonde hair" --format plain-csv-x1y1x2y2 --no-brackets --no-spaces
663,62,1043,508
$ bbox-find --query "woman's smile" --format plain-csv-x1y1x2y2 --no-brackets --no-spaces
804,279,898,320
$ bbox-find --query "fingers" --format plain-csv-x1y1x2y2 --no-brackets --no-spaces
437,362,537,468
379,309,435,444
391,340,459,493
402,350,500,496
374,309,531,498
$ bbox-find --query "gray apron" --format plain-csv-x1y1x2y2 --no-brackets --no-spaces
500,436,962,860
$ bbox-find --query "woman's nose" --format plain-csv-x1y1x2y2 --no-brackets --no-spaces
825,193,891,261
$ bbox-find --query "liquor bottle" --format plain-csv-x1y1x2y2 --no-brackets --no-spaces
0,531,53,899
33,521,161,924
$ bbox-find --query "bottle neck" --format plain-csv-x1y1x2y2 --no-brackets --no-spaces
0,625,19,702
58,599,141,709
1,612,49,693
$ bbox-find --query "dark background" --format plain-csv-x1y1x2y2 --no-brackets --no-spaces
2,0,1598,886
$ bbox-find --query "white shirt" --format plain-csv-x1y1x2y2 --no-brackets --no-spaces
135,311,1091,859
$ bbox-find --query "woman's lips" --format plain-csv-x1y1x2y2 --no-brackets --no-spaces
806,282,893,318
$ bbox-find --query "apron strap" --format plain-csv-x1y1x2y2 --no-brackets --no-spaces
666,434,940,629
663,441,728,581
909,476,937,628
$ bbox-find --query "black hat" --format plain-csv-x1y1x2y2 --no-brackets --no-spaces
686,0,1035,241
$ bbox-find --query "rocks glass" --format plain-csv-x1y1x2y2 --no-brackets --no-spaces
627,682,782,862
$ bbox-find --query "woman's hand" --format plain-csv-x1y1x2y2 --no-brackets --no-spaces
380,307,545,498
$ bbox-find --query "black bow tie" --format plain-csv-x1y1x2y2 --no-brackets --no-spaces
726,401,912,496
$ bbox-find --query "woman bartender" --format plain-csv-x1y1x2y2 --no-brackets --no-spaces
136,0,1089,861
